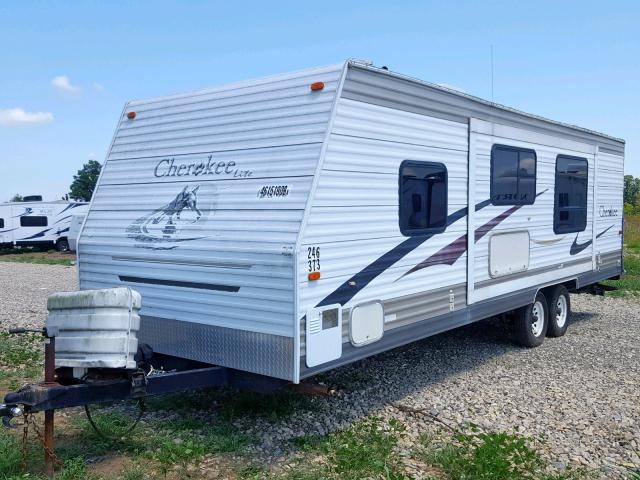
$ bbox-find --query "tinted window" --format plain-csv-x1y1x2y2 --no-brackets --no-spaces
399,161,447,235
20,216,48,227
554,155,588,234
491,145,537,205
0,219,4,229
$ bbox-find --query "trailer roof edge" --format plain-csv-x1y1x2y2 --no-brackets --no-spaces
346,60,625,148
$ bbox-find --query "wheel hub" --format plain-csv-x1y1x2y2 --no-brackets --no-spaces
555,295,567,328
531,301,545,337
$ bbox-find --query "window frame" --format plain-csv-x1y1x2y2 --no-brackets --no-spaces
553,154,589,234
490,144,537,206
398,160,448,237
20,216,48,227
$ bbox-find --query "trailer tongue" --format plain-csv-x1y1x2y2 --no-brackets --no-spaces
0,287,288,477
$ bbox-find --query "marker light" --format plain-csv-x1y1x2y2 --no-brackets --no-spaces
310,82,325,91
308,271,321,281
126,111,136,119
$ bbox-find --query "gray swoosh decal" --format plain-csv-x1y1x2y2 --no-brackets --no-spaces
569,225,614,255
531,236,566,246
315,198,501,307
399,190,549,280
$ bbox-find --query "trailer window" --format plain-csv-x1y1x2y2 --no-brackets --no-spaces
0,219,3,229
490,145,536,205
554,155,588,234
399,161,447,236
20,216,48,227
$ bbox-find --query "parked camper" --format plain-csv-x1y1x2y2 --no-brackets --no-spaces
68,214,86,252
76,60,624,383
0,200,88,251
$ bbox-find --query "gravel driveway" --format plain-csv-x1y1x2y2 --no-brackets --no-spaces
1,261,638,478
0,261,77,330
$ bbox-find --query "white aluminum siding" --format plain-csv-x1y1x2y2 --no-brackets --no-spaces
79,64,343,342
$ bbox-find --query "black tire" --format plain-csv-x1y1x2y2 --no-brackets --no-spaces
56,238,70,252
546,285,571,338
514,292,548,347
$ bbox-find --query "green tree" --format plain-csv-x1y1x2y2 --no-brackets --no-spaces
624,175,640,207
69,160,102,201
9,193,23,202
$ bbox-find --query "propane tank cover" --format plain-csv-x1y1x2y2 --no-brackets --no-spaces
46,287,142,370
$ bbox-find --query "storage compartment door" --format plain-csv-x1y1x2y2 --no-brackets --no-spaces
350,302,384,347
489,231,530,277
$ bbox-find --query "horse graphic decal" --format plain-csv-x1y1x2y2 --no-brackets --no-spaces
126,185,212,250
152,186,202,225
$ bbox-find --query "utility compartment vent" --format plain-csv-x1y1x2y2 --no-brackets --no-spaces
46,287,141,370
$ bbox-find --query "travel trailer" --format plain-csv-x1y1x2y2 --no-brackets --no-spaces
0,200,88,252
75,60,624,383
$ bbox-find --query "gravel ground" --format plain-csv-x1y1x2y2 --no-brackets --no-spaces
236,297,640,478
2,261,638,478
0,261,77,330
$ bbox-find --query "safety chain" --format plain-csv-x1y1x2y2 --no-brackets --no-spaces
20,412,64,471
21,414,28,473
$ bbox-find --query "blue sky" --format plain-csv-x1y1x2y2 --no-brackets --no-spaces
0,0,638,201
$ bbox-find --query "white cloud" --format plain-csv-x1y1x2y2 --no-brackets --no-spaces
88,152,96,160
51,75,81,93
0,108,54,126
92,82,104,92
437,83,467,94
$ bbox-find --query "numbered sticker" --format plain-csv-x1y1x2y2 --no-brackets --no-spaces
257,185,289,198
308,246,321,272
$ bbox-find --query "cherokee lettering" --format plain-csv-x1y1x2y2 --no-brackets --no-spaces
599,205,619,217
154,155,252,179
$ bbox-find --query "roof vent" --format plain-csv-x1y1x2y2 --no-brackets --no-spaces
349,58,373,66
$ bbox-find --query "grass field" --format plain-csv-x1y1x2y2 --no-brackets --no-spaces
0,248,75,266
603,215,640,296
0,410,594,480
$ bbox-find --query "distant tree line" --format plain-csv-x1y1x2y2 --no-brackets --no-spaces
69,160,102,202
7,160,102,203
624,175,640,216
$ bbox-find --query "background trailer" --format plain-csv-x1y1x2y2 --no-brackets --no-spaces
0,200,88,252
76,60,624,384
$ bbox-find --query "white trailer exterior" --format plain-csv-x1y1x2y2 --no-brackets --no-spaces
77,61,624,383
0,201,88,251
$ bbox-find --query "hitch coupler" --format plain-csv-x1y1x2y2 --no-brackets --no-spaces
0,404,24,428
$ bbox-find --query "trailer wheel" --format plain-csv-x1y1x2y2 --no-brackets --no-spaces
514,292,548,347
56,238,70,252
546,285,571,338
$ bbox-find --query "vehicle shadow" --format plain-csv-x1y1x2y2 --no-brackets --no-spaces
141,299,600,462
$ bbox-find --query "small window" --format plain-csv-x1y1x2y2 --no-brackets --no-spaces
399,160,447,235
20,216,48,227
491,145,537,205
0,218,4,229
554,155,588,234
